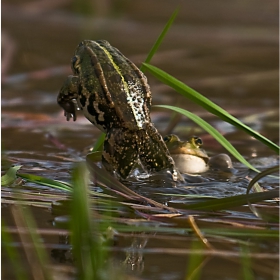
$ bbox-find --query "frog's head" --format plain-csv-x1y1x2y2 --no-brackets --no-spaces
164,134,208,159
71,40,94,75
164,134,209,174
71,40,113,76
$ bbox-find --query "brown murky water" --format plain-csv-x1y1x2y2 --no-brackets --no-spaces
2,1,279,279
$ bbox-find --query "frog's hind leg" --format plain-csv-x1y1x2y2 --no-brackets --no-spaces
102,128,138,178
138,124,176,174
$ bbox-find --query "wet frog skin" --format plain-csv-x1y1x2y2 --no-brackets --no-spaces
164,134,234,174
164,134,209,174
58,40,178,180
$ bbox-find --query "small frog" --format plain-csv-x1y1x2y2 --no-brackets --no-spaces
164,134,233,174
164,134,209,174
57,40,179,180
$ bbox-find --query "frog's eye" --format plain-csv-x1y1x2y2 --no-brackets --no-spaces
71,55,81,74
164,134,180,144
193,136,203,147
163,134,176,143
163,135,171,142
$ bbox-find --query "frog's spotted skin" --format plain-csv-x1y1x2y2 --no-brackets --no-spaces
102,126,175,178
58,40,179,180
69,40,151,132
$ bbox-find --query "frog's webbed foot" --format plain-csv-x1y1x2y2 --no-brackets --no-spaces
57,75,79,121
102,128,138,179
60,101,77,121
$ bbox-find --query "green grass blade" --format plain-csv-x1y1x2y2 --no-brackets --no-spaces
204,227,278,238
93,133,106,152
2,220,29,280
143,63,279,154
182,189,279,211
141,7,179,68
246,166,279,195
185,240,206,280
86,151,102,162
241,246,254,280
19,205,53,280
71,163,107,279
156,105,259,172
1,165,22,185
86,157,179,212
17,173,72,192
71,163,94,279
246,166,279,220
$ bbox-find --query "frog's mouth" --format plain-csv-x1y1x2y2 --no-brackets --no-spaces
171,154,209,174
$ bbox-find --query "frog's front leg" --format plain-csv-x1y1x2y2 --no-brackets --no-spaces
57,75,79,121
102,128,138,178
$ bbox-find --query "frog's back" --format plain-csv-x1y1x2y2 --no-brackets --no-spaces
76,40,152,131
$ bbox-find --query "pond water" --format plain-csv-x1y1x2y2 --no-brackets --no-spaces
2,1,279,279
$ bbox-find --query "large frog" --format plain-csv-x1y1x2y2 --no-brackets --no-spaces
164,134,233,174
57,40,179,180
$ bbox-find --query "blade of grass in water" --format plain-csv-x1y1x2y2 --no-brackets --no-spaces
203,227,278,238
141,7,179,67
1,165,22,186
2,220,29,280
93,133,106,152
17,205,53,280
86,151,102,162
86,156,179,212
17,172,72,192
246,166,279,221
71,163,113,279
143,63,279,154
1,166,73,192
246,166,279,196
185,241,206,280
241,246,254,280
182,189,279,212
155,105,259,172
